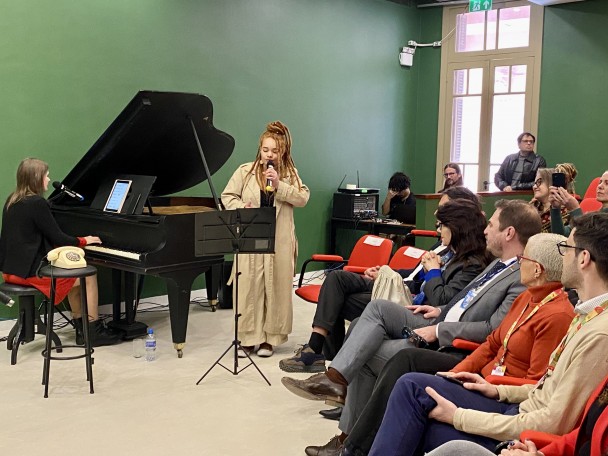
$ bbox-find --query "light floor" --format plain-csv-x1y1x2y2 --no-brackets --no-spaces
0,286,339,455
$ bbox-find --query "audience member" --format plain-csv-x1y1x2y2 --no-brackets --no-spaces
495,132,546,191
279,187,482,370
530,168,569,233
438,163,464,193
551,170,608,236
381,172,415,219
368,212,608,456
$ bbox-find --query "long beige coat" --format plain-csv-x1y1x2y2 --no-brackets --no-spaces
221,163,309,345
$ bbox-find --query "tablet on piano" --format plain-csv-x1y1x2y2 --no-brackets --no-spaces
104,179,132,213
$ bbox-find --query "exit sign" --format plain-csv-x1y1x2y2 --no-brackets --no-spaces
470,0,492,12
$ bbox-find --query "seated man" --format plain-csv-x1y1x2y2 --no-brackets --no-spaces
381,171,415,220
494,132,546,192
369,213,608,456
282,200,542,430
280,187,482,370
437,163,463,193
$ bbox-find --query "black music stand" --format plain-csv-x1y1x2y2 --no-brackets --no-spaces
194,207,276,385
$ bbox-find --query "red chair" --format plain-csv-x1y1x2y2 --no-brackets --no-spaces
580,198,602,213
295,235,393,304
583,177,601,200
387,245,427,270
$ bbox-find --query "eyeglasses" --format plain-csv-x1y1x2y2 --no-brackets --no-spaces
556,240,592,257
443,172,457,178
516,254,545,271
533,178,544,188
521,139,535,144
435,222,444,230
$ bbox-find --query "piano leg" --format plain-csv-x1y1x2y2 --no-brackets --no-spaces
204,262,222,312
162,269,203,358
107,271,148,339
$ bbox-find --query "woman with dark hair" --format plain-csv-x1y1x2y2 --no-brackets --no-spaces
438,163,464,193
440,186,482,212
0,158,119,347
381,172,415,218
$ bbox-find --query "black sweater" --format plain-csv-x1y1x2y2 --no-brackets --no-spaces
0,195,79,278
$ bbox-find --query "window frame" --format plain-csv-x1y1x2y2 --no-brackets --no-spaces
436,0,544,191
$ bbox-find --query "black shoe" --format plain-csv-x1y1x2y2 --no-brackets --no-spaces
319,406,343,421
305,435,344,456
76,319,121,347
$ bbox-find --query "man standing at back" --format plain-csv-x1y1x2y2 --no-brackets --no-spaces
494,132,546,191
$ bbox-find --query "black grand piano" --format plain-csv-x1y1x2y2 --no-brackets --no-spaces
50,91,235,358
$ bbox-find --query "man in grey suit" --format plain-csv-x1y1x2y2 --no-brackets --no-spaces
282,200,543,456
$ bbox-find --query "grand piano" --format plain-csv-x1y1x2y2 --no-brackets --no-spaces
50,91,235,358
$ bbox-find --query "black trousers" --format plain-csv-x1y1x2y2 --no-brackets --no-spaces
344,348,466,456
312,270,374,360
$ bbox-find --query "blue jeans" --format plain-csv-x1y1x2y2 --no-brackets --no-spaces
369,372,519,456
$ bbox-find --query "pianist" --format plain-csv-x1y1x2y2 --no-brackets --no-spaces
221,121,309,358
0,158,120,347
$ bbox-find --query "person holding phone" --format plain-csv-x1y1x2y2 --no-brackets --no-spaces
550,170,608,236
221,121,309,358
530,168,569,233
0,158,120,347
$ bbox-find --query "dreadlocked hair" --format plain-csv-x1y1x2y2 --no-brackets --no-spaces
249,121,303,192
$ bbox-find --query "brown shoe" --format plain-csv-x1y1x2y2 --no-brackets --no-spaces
281,372,346,406
305,435,343,456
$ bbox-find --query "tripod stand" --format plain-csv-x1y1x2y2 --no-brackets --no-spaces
194,207,275,385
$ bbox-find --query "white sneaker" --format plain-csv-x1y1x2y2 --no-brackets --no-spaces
238,345,256,358
257,343,274,357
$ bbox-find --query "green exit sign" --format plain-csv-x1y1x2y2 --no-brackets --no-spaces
470,0,492,12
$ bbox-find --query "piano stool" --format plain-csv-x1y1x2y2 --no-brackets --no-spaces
38,265,97,398
0,282,63,366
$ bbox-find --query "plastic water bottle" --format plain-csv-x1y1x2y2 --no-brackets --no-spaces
145,328,156,362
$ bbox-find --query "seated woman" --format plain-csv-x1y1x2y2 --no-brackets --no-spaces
437,163,464,193
531,167,569,233
551,169,608,236
307,233,574,456
0,158,119,347
427,375,608,456
381,172,415,219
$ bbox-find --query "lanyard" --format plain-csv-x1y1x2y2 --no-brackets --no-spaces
496,288,564,367
545,298,608,375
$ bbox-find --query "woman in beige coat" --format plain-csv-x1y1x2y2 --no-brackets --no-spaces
221,121,309,358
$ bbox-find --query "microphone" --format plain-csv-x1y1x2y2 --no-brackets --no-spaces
265,160,275,191
0,290,15,307
52,181,84,201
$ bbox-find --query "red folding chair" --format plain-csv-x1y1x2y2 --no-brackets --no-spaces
295,234,393,304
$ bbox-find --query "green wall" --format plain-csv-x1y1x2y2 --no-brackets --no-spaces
537,0,608,192
0,0,423,311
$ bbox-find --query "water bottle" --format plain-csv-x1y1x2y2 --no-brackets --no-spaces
145,328,156,362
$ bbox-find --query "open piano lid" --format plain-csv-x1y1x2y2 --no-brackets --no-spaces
50,90,235,204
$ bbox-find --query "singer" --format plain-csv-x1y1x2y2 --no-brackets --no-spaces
221,121,309,358
0,158,119,347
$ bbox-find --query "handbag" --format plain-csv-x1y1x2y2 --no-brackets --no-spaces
371,265,414,307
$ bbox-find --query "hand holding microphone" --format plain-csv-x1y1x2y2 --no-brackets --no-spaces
265,160,277,191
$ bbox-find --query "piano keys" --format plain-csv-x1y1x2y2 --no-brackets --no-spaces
50,91,235,358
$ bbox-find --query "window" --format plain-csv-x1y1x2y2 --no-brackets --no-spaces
436,1,543,191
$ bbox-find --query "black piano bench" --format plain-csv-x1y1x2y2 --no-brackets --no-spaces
38,265,97,398
0,282,62,366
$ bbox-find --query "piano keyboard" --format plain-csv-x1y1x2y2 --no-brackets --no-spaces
85,245,141,261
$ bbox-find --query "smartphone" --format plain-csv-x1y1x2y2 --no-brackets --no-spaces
552,172,567,189
435,373,465,386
